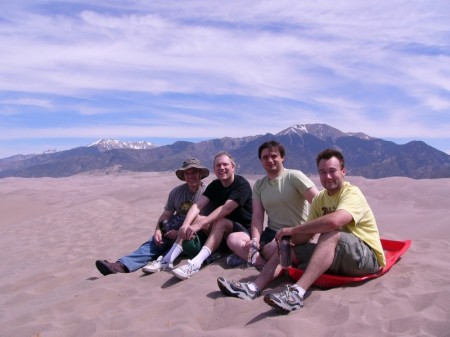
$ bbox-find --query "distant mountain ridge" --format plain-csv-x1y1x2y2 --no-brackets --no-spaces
0,123,449,179
277,124,374,141
88,139,158,151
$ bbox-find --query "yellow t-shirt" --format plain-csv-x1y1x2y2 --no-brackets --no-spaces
309,181,386,267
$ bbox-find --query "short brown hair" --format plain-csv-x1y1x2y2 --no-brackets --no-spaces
258,140,286,159
316,148,345,169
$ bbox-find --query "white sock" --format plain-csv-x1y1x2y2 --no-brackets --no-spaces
292,284,306,298
247,282,259,292
191,246,211,268
163,243,183,263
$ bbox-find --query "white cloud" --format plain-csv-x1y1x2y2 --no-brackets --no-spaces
0,98,53,108
0,0,449,157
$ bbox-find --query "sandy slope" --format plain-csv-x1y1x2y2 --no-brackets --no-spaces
0,172,449,337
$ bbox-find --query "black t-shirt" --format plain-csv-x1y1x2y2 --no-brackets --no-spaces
203,175,252,228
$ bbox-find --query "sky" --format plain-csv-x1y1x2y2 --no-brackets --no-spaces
1,0,450,159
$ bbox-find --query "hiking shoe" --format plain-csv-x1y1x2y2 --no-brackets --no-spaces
263,285,304,313
171,260,199,280
95,260,128,275
142,256,173,274
203,252,222,266
217,277,259,300
226,254,246,267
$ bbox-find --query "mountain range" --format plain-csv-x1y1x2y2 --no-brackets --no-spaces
1,124,449,179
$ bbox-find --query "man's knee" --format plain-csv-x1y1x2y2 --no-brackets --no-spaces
212,218,233,232
227,231,248,247
317,230,341,245
226,232,238,245
257,239,275,260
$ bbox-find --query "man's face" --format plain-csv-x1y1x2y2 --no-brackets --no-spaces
318,156,346,195
214,154,235,182
260,148,284,174
183,168,201,187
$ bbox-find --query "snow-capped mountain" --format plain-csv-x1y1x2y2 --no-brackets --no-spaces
0,124,448,179
88,139,158,152
277,123,374,141
42,149,58,154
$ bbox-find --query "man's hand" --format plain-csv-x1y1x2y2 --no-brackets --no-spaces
179,224,190,240
185,227,197,240
180,224,197,240
244,238,259,251
154,229,164,246
275,227,294,242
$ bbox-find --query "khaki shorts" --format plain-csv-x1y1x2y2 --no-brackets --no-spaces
293,232,379,276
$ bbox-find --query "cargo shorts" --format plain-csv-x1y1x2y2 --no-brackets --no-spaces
293,232,380,276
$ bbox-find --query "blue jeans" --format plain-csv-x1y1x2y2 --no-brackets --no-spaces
118,236,173,272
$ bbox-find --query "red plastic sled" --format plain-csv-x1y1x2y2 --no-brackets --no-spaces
286,238,412,288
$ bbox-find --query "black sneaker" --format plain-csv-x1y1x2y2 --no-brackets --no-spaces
264,285,304,313
217,277,259,300
225,253,246,267
204,252,222,266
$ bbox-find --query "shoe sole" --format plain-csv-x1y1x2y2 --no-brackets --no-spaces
95,260,115,276
142,267,160,274
171,269,190,280
263,294,301,313
217,277,236,297
217,277,255,300
142,265,172,274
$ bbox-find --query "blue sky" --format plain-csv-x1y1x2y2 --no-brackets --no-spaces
1,0,450,159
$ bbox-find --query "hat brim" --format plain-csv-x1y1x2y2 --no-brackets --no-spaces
176,167,209,181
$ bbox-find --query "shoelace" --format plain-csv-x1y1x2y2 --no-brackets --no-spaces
231,280,244,289
278,285,298,301
182,263,196,274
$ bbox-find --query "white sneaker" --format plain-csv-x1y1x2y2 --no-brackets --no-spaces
142,256,173,274
171,260,199,280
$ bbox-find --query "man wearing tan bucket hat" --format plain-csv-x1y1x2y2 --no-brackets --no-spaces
95,158,209,276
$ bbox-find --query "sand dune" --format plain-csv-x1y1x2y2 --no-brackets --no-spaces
0,172,449,337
